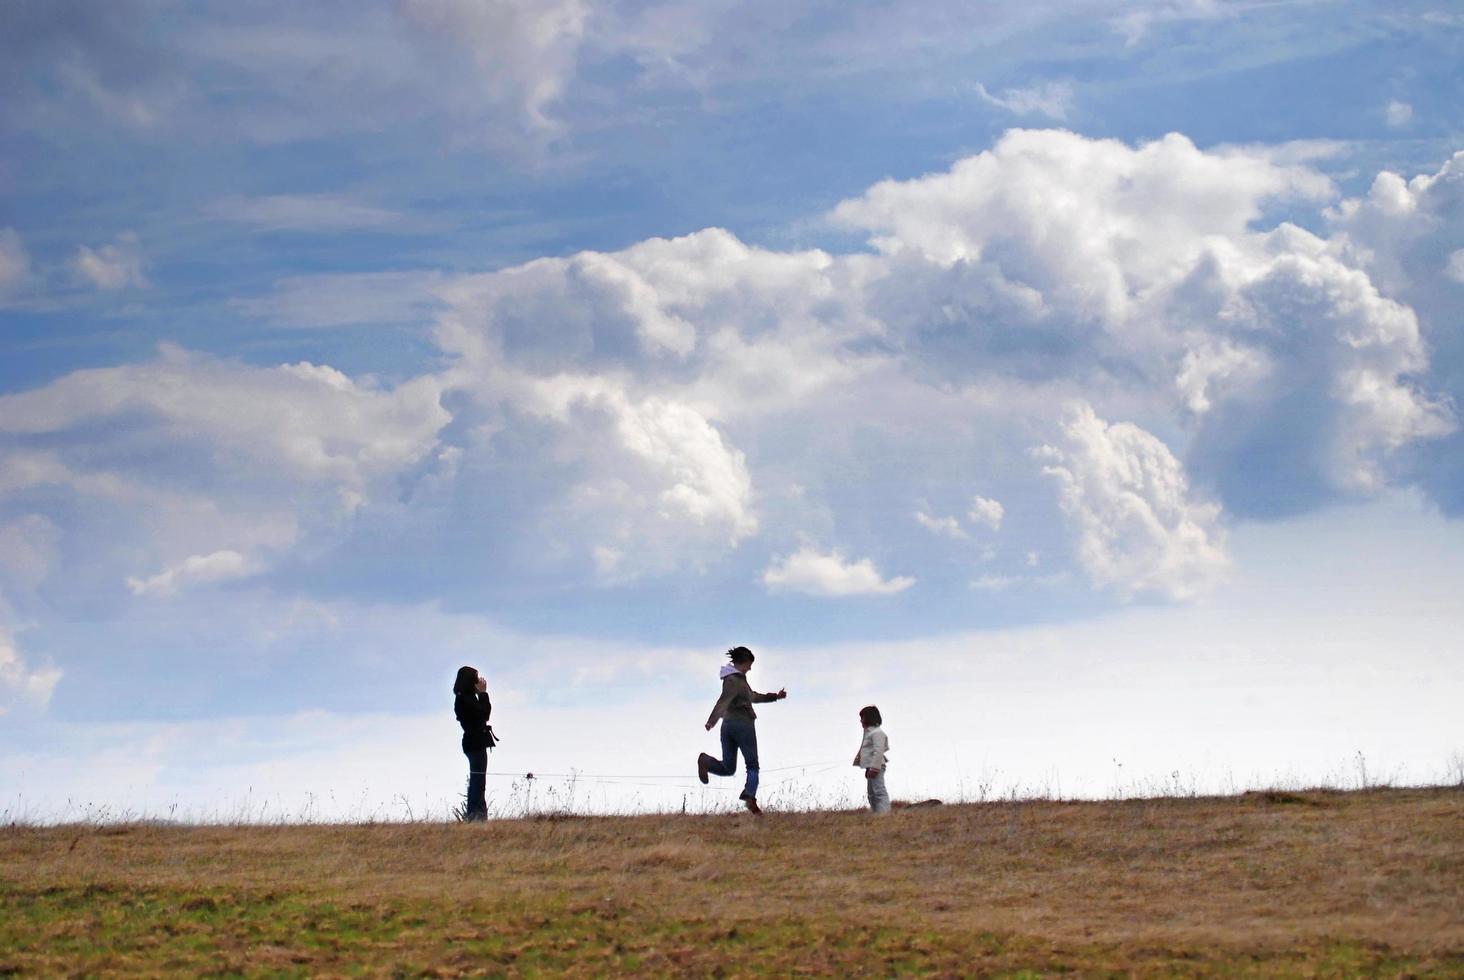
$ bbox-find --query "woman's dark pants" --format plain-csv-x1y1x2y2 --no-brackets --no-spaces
463,738,487,820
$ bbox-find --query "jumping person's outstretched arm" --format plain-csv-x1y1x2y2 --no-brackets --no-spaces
751,687,787,703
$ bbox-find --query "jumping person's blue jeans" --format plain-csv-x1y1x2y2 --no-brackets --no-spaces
463,739,487,820
708,718,759,798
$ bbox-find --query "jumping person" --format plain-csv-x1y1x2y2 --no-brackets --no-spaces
453,665,495,822
697,646,787,815
853,704,890,814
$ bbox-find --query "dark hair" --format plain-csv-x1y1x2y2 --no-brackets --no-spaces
453,665,479,696
859,705,882,727
727,645,754,665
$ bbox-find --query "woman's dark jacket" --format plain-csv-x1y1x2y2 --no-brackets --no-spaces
455,691,494,750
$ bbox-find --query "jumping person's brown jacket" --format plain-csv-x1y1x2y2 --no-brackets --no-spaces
706,670,780,727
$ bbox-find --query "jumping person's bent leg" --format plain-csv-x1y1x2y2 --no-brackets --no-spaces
704,720,738,778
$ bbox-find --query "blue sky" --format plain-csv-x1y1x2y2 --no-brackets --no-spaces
2,0,1462,818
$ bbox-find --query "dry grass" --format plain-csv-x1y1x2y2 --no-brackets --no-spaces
2,787,1461,976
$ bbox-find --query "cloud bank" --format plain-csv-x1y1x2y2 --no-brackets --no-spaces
0,132,1459,684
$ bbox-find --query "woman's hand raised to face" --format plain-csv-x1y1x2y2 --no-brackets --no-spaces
475,675,487,694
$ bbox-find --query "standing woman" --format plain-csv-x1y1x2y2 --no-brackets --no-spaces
453,665,494,822
697,646,787,815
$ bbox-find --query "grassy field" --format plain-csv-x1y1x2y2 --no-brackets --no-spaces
2,787,1460,977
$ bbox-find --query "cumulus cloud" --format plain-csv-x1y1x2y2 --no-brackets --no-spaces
71,232,146,290
0,345,448,493
1323,151,1464,513
1036,402,1227,600
0,345,449,599
5,129,1459,614
836,129,1450,518
762,545,914,597
0,627,62,714
533,377,760,574
834,129,1333,326
1182,231,1452,510
914,511,966,539
427,226,883,579
1385,100,1412,128
968,496,1004,530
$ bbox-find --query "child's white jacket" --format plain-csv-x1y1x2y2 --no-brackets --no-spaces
855,726,889,770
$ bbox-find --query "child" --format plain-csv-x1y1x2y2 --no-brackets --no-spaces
853,704,890,814
697,646,788,815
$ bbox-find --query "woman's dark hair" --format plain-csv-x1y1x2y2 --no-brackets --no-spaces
453,665,479,696
859,704,882,727
727,645,754,665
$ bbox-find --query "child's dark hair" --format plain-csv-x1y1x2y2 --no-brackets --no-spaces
727,645,755,665
859,704,882,727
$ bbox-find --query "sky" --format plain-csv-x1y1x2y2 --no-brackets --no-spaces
1,0,1462,820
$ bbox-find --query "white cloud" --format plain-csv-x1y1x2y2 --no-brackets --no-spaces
0,345,449,597
0,627,62,714
5,130,1458,614
1111,0,1226,45
426,226,886,579
71,232,147,290
1036,402,1228,600
762,545,914,597
1185,229,1453,499
1385,100,1412,128
126,549,260,597
1175,341,1268,414
1447,250,1464,285
973,81,1074,120
538,378,760,572
1328,153,1464,298
968,496,1004,530
401,0,590,135
0,345,448,492
833,129,1334,325
0,228,32,295
836,130,1449,515
206,194,412,232
914,511,966,539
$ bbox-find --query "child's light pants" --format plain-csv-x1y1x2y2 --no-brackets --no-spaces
867,769,890,814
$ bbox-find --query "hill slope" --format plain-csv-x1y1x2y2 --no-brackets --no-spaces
3,787,1461,976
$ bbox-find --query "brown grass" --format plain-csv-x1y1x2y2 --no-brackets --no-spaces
2,786,1461,976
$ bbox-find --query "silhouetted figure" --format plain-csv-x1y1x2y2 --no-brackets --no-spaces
453,665,495,821
697,646,787,815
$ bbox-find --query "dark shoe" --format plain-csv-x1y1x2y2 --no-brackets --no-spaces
697,753,712,785
740,793,762,815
